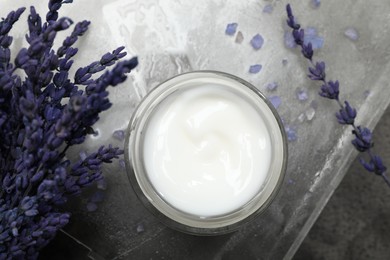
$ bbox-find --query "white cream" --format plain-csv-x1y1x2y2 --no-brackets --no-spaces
142,84,272,217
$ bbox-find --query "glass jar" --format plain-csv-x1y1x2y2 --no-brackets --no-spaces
125,71,287,235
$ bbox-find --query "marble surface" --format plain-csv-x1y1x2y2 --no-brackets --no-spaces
4,0,390,259
294,106,390,260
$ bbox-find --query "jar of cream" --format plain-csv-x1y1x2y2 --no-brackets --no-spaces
125,71,287,235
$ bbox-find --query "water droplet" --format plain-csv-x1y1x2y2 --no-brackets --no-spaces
305,107,316,121
235,31,244,44
250,34,264,50
344,27,359,41
225,23,238,36
249,64,262,74
269,95,281,109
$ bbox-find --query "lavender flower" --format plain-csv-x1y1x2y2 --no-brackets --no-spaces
351,127,373,152
319,80,339,100
0,1,138,258
286,4,389,187
336,101,357,125
301,42,313,60
308,61,326,81
360,156,387,175
286,4,300,30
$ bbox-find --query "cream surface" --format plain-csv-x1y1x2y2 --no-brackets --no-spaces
143,85,271,217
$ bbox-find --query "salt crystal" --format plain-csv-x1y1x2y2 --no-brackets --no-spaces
249,64,262,74
266,82,278,91
298,113,306,122
296,88,308,101
269,95,281,109
263,4,273,14
112,130,125,141
235,31,244,44
86,202,98,212
250,34,264,50
305,107,316,121
225,23,238,36
344,27,359,41
136,223,145,234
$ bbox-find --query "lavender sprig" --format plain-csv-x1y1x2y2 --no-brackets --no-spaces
286,4,389,187
0,1,138,258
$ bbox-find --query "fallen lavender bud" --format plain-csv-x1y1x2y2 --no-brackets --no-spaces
225,23,238,36
250,34,264,50
249,64,262,74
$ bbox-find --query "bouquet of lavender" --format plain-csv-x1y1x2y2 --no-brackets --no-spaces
0,1,138,258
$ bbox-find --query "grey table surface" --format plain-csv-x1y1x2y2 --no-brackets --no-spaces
5,0,390,259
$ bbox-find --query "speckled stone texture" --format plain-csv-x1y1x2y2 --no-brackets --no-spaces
294,106,390,260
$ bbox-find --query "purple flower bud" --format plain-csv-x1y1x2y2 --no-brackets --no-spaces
359,156,387,175
308,61,326,80
336,101,357,124
0,48,11,64
292,29,304,45
301,42,313,60
53,71,68,87
286,4,300,30
0,231,9,241
21,196,36,211
31,170,45,183
352,126,373,152
0,35,13,48
32,231,43,237
319,80,339,100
